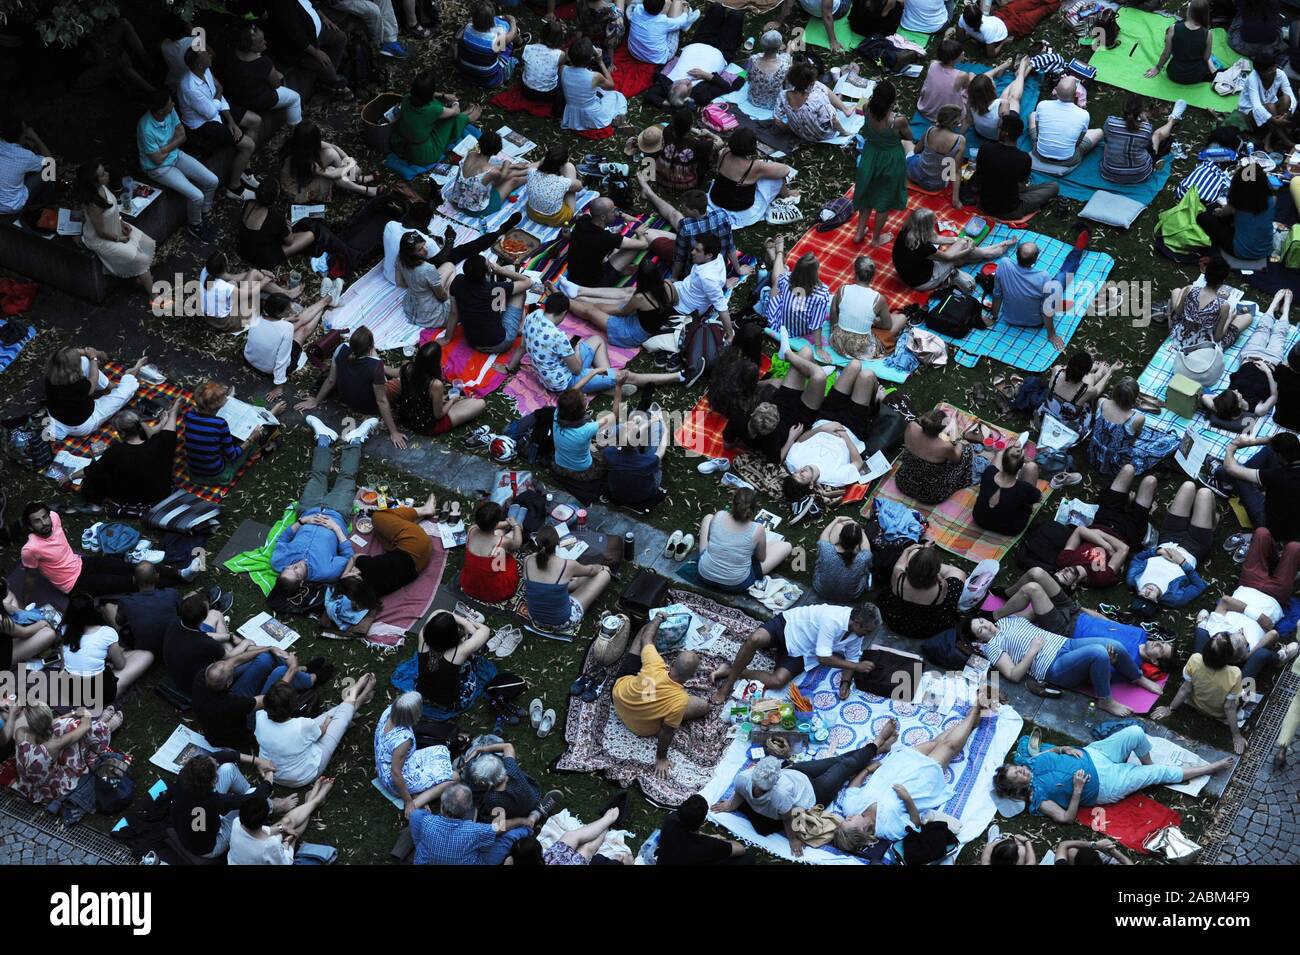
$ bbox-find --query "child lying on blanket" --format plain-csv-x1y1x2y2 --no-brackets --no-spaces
993,726,1233,823
321,493,441,635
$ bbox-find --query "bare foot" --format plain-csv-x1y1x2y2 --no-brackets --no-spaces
872,231,895,247
709,664,731,686
1097,698,1133,718
271,794,300,814
417,492,438,517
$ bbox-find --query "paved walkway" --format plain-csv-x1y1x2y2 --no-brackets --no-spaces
0,794,136,865
1204,667,1300,865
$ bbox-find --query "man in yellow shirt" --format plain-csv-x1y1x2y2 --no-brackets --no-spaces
1152,633,1246,754
612,617,710,779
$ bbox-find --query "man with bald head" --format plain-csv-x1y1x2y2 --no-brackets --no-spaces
991,241,1063,350
567,196,675,289
1029,76,1102,169
611,615,710,779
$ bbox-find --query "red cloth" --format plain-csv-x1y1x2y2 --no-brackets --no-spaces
997,0,1061,38
0,278,38,316
1075,794,1180,854
613,44,658,98
578,126,616,139
489,84,557,117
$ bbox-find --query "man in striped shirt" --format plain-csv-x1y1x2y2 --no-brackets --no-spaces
1174,158,1232,206
637,180,744,280
965,614,1147,716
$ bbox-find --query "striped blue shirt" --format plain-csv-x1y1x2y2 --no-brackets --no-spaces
1175,160,1231,206
764,272,832,339
183,409,240,477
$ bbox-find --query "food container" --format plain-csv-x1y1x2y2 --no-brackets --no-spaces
493,228,541,264
355,515,374,534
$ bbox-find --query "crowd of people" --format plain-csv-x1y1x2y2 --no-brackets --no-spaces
5,0,1300,867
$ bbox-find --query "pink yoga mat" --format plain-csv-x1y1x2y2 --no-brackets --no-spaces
1078,675,1166,715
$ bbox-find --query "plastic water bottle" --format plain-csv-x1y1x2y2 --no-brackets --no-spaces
638,829,661,864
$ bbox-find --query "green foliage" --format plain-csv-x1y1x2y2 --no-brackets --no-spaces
0,0,217,47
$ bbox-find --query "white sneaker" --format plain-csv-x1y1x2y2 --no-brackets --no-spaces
343,416,380,444
305,414,338,444
777,325,792,360
697,457,730,475
720,471,755,490
1170,98,1187,121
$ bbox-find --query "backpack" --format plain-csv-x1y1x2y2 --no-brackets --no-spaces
1,413,53,471
511,487,549,535
924,289,983,337
341,31,386,93
681,316,725,377
92,752,136,814
504,409,555,464
1281,224,1300,269
921,629,971,670
97,522,142,556
144,490,222,535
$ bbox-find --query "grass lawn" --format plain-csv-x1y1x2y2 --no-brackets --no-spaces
0,0,1266,863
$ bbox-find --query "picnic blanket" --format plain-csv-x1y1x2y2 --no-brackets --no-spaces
866,402,1053,563
910,63,1042,159
699,669,1022,863
489,84,558,118
1082,8,1240,111
0,319,35,374
613,43,658,98
438,185,598,242
995,0,1060,37
355,522,447,649
52,363,265,505
222,505,296,594
1136,314,1300,465
1078,674,1166,715
391,652,497,720
1074,792,1179,854
674,395,739,460
803,18,932,51
939,224,1115,372
555,591,770,806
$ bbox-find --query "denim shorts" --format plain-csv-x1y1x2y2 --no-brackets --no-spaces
566,342,617,393
605,313,651,349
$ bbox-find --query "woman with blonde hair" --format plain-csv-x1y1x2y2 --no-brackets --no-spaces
828,256,906,360
892,207,1012,292
374,690,457,819
43,346,146,439
11,701,122,805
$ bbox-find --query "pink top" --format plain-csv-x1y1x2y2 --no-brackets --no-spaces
916,61,968,126
20,512,82,593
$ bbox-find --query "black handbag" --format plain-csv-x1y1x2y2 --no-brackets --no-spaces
618,569,669,620
924,289,983,338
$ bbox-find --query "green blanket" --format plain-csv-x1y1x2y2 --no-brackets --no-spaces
1083,8,1239,111
222,505,297,596
802,17,931,51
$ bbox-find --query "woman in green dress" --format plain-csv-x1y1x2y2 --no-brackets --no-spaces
389,70,482,173
853,80,913,247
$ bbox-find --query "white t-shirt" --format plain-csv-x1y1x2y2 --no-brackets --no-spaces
255,711,323,787
382,220,439,285
245,317,299,386
666,43,728,87
199,268,236,319
522,44,565,92
901,0,950,33
1136,555,1184,597
838,747,949,842
1233,585,1282,626
958,14,1008,45
1204,611,1266,653
1033,99,1091,161
779,603,860,670
229,824,295,865
785,429,863,488
62,625,118,676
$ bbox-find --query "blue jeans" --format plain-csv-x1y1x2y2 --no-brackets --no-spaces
1085,726,1182,804
232,652,313,726
566,342,617,394
1229,447,1273,529
1046,637,1140,697
1194,626,1275,682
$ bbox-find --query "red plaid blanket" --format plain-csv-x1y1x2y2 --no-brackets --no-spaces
786,186,977,318
54,363,263,504
672,354,775,459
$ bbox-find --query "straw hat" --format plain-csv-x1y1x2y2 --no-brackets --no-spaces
624,125,664,156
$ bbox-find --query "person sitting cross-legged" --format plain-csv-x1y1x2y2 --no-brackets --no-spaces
410,781,532,864
193,648,325,750
463,738,562,830
1029,76,1103,171
294,326,406,450
612,616,712,779
245,292,328,403
989,241,1064,352
710,602,881,705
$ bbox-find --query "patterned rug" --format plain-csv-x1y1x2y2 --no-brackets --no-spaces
554,591,772,807
864,402,1053,564
53,363,265,504
698,668,1023,863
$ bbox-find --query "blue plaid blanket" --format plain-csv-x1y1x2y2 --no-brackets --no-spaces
0,321,34,375
930,225,1114,372
1137,319,1300,465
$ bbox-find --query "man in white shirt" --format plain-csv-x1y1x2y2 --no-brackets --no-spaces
0,116,53,217
178,45,261,200
245,292,329,401
1029,76,1102,168
673,233,731,329
229,776,336,865
1238,52,1295,152
628,0,701,65
709,601,882,703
